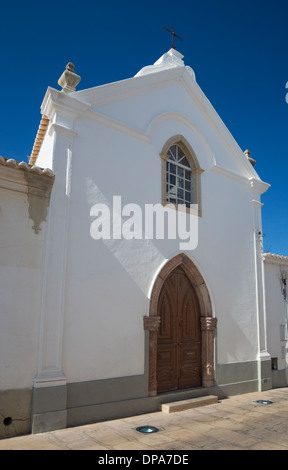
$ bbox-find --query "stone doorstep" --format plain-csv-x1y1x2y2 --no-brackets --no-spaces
161,395,219,413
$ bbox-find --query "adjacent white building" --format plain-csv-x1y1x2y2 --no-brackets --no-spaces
0,49,287,438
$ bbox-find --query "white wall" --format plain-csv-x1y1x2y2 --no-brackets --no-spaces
30,66,269,386
35,128,54,170
44,83,264,384
0,166,47,390
264,258,288,370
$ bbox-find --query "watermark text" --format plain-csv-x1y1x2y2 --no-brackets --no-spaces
90,196,198,251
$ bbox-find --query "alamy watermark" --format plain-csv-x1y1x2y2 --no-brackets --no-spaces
90,196,198,250
286,82,288,104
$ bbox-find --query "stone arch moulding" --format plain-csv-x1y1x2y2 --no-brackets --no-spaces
147,112,216,168
161,134,201,171
143,253,217,396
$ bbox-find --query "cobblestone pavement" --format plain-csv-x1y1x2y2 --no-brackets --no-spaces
1,388,288,450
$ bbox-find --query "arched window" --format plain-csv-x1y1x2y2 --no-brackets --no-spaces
166,144,192,207
160,137,203,216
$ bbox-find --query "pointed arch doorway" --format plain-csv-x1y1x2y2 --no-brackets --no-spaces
157,266,201,393
144,253,217,396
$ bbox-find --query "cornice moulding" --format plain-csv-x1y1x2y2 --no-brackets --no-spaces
249,178,270,195
41,87,90,121
48,122,78,138
211,166,270,197
85,109,150,143
211,164,250,185
251,199,264,207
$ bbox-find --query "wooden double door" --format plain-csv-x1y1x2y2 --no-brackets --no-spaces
157,267,202,393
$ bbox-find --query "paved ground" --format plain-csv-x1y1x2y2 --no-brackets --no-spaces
1,388,288,450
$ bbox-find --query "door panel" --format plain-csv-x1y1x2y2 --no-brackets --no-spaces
157,276,178,392
157,267,201,393
157,280,177,344
178,342,201,388
157,343,178,392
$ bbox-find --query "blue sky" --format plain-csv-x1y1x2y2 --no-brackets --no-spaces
0,0,287,255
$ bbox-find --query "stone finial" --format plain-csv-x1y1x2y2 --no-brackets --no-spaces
244,149,256,167
58,62,81,93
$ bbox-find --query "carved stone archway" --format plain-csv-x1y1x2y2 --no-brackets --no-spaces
144,253,217,396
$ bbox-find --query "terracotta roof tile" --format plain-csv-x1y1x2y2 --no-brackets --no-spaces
29,115,49,166
0,155,54,177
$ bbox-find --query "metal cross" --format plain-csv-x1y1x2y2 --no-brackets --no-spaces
163,25,183,49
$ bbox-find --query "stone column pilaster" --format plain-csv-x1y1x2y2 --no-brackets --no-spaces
143,316,160,396
201,316,217,387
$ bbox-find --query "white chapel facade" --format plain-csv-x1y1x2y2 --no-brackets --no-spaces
0,48,287,438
